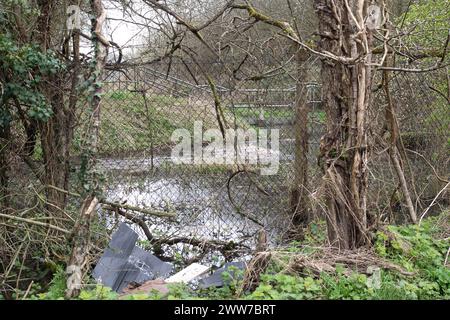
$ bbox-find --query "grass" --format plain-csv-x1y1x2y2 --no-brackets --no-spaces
97,91,187,155
230,107,294,120
72,89,329,156
94,90,233,156
228,107,326,125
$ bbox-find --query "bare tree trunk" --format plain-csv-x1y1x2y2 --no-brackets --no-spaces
39,95,70,212
316,0,373,249
290,48,311,229
382,55,417,223
65,196,99,298
65,29,81,195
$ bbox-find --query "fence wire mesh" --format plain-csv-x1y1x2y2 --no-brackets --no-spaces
369,68,449,223
2,56,447,267
95,57,324,262
90,56,448,263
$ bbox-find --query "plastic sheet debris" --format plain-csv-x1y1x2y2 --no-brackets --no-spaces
92,223,173,292
198,262,246,289
165,263,211,284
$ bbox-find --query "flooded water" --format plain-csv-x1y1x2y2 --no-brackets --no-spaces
94,135,326,264
98,140,297,249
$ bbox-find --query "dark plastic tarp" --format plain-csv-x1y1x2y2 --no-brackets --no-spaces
92,223,173,292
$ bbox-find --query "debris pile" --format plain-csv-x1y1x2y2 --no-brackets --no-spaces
93,223,246,295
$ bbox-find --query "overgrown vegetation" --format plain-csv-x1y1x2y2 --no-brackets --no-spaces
95,91,181,154
22,213,448,301
1,0,449,301
0,33,63,123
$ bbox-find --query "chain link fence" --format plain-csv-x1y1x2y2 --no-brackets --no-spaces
1,55,448,268
94,56,323,261
369,67,449,223
92,55,449,263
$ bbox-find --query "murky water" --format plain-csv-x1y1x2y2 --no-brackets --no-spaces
98,139,298,248
103,168,289,240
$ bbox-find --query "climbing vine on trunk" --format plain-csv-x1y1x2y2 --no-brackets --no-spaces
316,0,374,249
65,0,109,299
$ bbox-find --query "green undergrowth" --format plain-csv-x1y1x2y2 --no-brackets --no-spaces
29,212,449,300
97,91,180,154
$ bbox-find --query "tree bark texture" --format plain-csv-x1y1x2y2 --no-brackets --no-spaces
290,48,311,228
315,0,373,249
65,0,108,299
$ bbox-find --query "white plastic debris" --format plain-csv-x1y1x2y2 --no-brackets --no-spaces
165,263,211,284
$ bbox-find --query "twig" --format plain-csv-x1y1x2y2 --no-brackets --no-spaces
104,206,154,241
46,184,176,218
21,281,34,300
405,150,449,184
103,201,176,218
444,247,450,267
419,182,450,225
0,213,70,234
